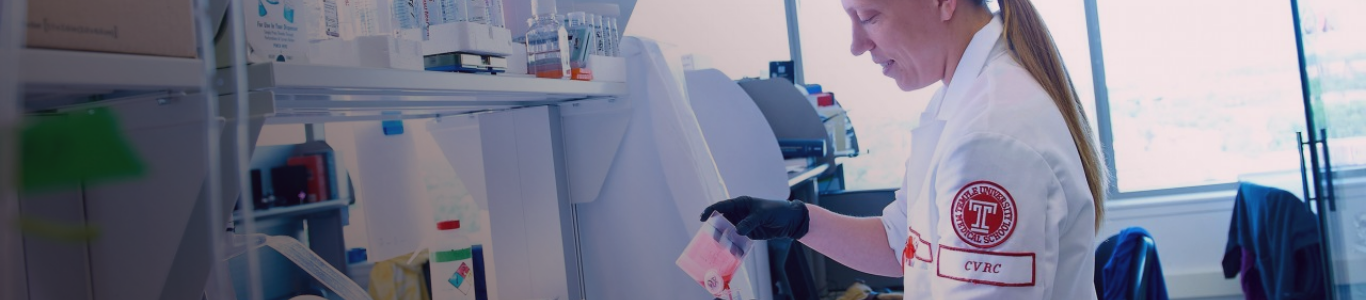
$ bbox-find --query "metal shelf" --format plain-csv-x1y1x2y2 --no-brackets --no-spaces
20,49,204,107
217,62,628,123
233,198,350,222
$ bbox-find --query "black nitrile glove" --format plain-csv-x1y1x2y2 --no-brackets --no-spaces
700,196,810,240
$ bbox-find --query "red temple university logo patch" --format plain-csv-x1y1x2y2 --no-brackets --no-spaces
951,181,1017,248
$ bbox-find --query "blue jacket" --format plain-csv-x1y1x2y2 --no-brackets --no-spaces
1102,227,1168,300
1221,183,1326,299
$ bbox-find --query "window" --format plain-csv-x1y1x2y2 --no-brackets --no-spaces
792,0,1366,195
1095,0,1309,192
1299,0,1366,170
625,0,790,80
796,0,1095,190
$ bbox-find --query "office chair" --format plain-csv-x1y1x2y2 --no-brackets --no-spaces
1094,231,1159,300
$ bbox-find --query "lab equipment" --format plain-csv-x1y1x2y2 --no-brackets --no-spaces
431,220,476,300
470,245,490,300
465,0,490,24
606,17,620,57
421,19,514,62
678,212,755,298
270,165,311,207
286,154,330,203
486,0,505,28
438,0,463,23
263,235,371,300
777,138,827,160
424,52,507,73
592,14,606,56
769,61,795,83
525,0,568,79
422,0,445,27
391,0,427,35
356,34,425,69
565,12,594,81
565,44,776,299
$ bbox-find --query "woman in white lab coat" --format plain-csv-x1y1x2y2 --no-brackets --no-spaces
702,0,1108,298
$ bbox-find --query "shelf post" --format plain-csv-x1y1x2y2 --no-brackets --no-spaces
1,0,29,297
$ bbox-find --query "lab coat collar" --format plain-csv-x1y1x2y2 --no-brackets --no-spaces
927,14,1004,120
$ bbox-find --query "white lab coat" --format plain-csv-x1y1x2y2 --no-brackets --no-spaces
879,15,1098,299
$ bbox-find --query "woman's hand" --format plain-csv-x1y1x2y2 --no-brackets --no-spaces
700,196,811,240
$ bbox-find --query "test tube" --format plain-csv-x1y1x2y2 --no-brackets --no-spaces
607,17,619,57
592,14,605,56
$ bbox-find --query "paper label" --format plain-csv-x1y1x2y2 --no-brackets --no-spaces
936,245,1035,287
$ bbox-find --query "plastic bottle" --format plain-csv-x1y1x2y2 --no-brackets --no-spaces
487,0,505,28
391,0,425,32
525,0,568,79
439,0,464,23
566,12,588,67
465,0,490,24
565,12,593,80
430,220,475,300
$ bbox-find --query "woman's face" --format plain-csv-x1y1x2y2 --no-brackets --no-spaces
842,0,955,91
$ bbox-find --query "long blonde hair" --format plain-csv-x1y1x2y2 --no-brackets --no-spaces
991,0,1109,230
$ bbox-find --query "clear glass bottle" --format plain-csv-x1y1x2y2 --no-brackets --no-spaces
430,220,475,300
525,0,568,79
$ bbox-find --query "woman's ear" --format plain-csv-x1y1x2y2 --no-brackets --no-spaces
938,0,959,21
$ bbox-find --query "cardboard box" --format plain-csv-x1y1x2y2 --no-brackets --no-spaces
26,0,197,58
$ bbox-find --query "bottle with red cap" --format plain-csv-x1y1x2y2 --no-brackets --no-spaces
430,220,475,300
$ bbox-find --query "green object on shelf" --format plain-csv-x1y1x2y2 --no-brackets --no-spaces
434,247,472,263
16,215,101,242
19,107,145,191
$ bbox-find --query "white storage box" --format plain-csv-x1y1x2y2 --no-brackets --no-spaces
307,39,361,67
505,43,530,77
588,55,626,83
356,35,424,70
423,22,515,57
